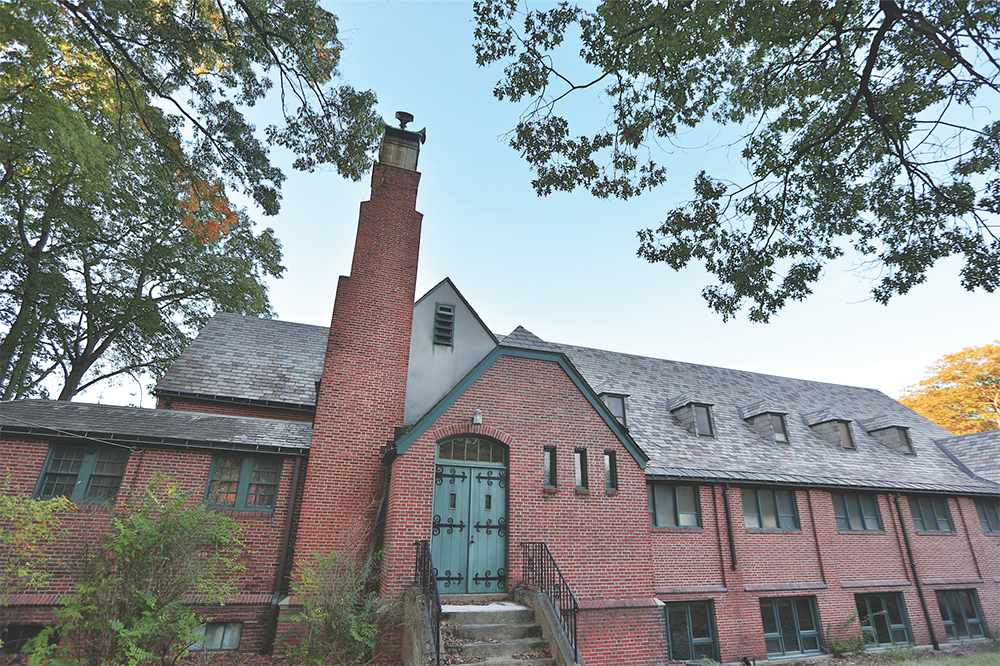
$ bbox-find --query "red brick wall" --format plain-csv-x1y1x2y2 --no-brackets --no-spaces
295,163,422,563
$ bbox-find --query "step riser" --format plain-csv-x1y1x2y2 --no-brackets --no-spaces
441,609,535,625
447,638,551,658
449,624,541,640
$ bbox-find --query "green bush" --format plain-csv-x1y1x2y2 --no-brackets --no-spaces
28,476,244,666
286,550,397,665
826,610,866,658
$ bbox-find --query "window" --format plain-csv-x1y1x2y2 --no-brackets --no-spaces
574,448,588,489
439,436,505,463
855,593,911,647
36,444,129,503
604,451,617,491
832,492,882,531
543,447,556,487
694,404,714,436
602,394,626,426
743,488,799,530
759,596,824,657
936,589,987,641
665,601,718,661
771,413,789,443
893,427,914,454
433,303,455,345
190,622,242,651
648,484,700,528
909,496,954,532
838,421,856,450
206,456,281,511
975,498,999,533
1,625,46,655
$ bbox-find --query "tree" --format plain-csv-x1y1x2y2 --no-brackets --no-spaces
474,0,1000,321
27,478,245,666
900,340,999,435
1,0,382,400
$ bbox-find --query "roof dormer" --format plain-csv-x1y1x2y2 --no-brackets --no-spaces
670,393,715,437
740,399,790,445
859,415,916,456
803,408,857,450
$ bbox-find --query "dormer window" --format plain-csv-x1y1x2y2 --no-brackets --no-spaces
803,409,858,450
894,427,914,455
741,400,789,445
770,414,789,443
433,303,455,345
860,417,916,456
838,421,856,450
694,404,714,437
600,393,627,426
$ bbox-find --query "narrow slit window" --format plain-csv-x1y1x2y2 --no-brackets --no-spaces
543,447,556,487
604,450,618,491
433,303,455,345
574,448,588,489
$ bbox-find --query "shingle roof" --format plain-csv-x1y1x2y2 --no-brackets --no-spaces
935,430,1000,484
0,400,311,454
501,331,998,495
155,313,327,408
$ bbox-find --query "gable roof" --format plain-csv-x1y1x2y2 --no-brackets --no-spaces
155,313,326,410
935,430,1000,484
500,332,998,496
1,400,311,455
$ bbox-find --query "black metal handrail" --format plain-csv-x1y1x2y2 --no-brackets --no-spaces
414,540,442,665
521,542,579,661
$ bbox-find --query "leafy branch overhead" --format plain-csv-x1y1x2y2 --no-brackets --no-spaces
1,0,382,401
475,0,1000,321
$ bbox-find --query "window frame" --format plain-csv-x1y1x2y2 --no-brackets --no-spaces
770,413,790,444
543,446,557,488
664,600,719,662
693,404,715,437
975,498,999,533
743,487,799,530
759,596,824,657
832,492,883,532
895,427,915,455
34,444,130,504
189,622,243,652
908,495,954,532
604,450,618,491
935,589,988,641
837,421,857,450
574,448,588,489
601,393,627,426
648,483,701,528
855,592,912,648
205,455,282,512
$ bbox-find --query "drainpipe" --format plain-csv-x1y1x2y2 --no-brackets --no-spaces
261,456,303,654
723,484,738,570
892,492,939,651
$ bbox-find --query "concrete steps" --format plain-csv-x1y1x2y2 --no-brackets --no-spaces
440,599,555,666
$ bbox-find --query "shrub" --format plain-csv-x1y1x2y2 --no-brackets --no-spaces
286,550,398,665
28,476,244,666
826,610,866,658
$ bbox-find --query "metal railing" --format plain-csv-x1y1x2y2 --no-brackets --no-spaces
520,542,579,661
414,540,442,665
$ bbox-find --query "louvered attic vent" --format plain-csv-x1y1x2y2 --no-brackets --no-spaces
433,303,455,345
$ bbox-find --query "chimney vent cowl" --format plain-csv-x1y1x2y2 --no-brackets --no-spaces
378,111,426,171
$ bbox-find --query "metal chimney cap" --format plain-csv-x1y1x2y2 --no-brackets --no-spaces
395,111,414,129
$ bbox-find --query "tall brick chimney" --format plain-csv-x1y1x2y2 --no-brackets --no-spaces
295,116,425,561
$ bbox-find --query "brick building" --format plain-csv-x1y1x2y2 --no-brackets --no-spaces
2,122,998,664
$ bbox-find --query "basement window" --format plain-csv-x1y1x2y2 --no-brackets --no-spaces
433,303,455,345
190,622,242,651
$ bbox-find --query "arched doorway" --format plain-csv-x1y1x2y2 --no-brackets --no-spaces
431,435,507,594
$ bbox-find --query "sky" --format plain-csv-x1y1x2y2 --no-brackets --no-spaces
86,1,998,408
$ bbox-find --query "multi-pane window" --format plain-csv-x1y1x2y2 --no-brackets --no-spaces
206,456,281,511
664,601,718,661
743,488,799,530
439,437,505,464
936,589,987,641
574,448,588,489
190,622,242,651
36,445,129,503
832,492,883,531
543,447,556,487
759,596,823,657
648,484,700,528
909,496,954,532
604,451,617,491
975,498,999,533
855,593,911,647
694,404,714,436
433,303,455,345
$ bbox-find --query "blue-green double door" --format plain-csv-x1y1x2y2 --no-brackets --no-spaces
431,463,507,593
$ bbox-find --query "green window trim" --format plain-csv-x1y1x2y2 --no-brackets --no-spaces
665,600,718,662
759,596,824,657
935,589,988,641
855,592,912,648
832,492,883,531
908,495,954,532
35,444,130,504
648,483,700,528
743,487,799,530
205,455,282,511
975,498,999,533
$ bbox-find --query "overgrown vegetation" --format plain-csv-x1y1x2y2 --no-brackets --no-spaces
285,550,397,665
27,477,244,666
826,611,868,658
0,475,73,652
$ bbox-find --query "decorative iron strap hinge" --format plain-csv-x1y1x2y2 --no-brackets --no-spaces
432,515,466,534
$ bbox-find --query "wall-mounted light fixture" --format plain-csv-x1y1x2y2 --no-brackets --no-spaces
473,409,483,425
